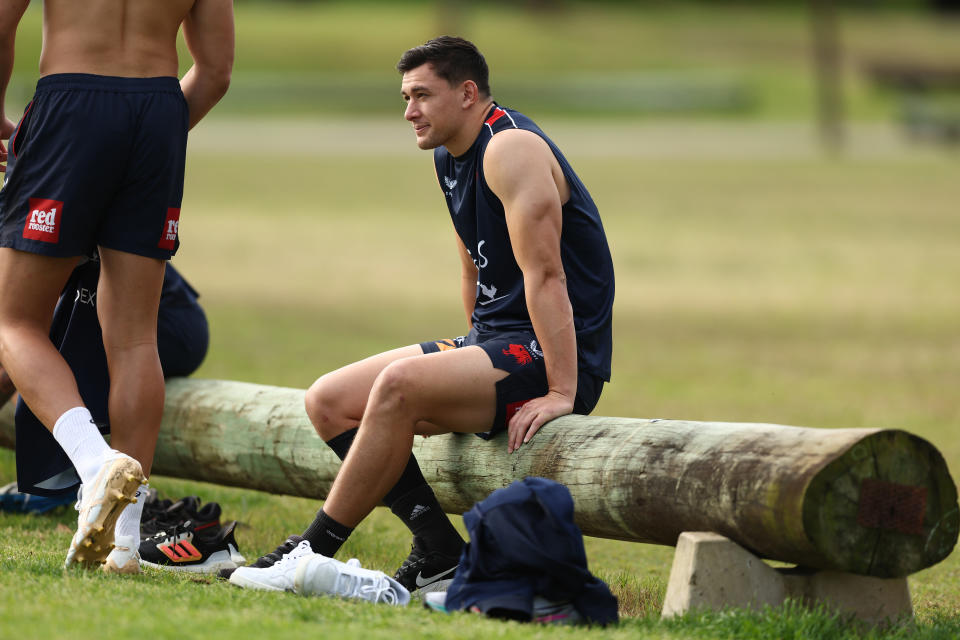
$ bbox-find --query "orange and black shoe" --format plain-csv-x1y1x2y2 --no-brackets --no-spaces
139,519,245,574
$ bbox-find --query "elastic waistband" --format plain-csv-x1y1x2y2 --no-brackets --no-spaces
36,73,182,94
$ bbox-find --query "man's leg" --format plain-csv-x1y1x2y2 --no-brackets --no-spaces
229,346,503,593
320,346,504,534
305,345,424,442
95,247,166,477
0,249,86,426
96,247,165,572
0,250,110,487
0,247,145,568
305,345,467,560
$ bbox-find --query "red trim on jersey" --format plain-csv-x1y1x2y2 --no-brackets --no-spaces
485,108,507,127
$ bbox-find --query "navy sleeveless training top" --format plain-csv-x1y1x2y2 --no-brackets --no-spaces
434,104,614,380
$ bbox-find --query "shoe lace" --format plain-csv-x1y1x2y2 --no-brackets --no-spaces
255,538,307,568
146,519,193,544
334,560,396,604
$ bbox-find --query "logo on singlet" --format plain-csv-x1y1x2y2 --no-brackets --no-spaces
443,175,457,199
23,198,63,243
158,208,181,250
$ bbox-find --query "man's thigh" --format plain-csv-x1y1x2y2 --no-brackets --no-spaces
384,345,507,437
312,344,426,424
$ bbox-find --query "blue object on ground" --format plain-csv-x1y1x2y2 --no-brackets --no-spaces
0,482,76,514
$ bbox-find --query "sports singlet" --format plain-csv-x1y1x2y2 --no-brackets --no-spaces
433,104,614,380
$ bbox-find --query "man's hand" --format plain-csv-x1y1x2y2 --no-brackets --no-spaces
506,390,574,454
1,116,16,173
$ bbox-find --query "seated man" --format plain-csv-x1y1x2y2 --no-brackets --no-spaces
0,258,208,549
227,36,614,596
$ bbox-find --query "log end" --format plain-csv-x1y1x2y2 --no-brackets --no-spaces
803,430,959,577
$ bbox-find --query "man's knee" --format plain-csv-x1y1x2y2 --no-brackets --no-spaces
306,373,353,440
368,359,420,417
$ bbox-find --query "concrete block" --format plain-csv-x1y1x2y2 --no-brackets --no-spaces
661,531,913,627
782,569,913,626
662,531,785,617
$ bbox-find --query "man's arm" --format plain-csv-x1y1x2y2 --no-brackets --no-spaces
0,0,30,171
180,0,234,130
484,129,578,453
455,234,477,328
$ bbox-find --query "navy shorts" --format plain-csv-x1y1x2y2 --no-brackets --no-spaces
0,74,189,259
420,329,604,439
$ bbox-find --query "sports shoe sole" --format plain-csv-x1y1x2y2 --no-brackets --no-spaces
64,457,145,569
141,547,245,574
229,566,289,591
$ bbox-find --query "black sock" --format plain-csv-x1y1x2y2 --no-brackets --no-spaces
301,509,353,558
325,427,429,507
324,427,464,556
390,484,464,557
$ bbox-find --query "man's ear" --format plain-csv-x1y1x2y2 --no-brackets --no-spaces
461,80,480,108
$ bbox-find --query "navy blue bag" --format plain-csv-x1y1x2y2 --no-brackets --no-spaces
444,476,619,626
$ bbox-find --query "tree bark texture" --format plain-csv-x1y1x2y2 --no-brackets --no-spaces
0,377,956,577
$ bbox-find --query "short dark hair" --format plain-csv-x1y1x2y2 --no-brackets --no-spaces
397,36,491,97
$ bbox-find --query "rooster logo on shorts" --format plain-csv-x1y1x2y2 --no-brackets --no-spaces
502,344,533,366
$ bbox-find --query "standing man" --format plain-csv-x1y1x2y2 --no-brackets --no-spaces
0,0,233,572
228,36,614,596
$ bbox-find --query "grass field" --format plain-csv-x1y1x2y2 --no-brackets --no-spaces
2,2,960,639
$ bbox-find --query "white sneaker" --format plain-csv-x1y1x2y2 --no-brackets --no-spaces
229,539,314,591
102,534,141,575
64,452,145,569
294,554,410,606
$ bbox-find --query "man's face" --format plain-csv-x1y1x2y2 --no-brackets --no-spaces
401,63,466,150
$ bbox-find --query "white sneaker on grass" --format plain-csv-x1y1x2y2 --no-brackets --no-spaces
64,452,145,569
229,539,314,591
294,554,410,606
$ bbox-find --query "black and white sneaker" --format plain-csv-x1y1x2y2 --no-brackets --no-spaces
394,542,460,594
218,534,305,581
139,519,245,574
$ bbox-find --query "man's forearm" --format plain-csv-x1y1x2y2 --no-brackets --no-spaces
525,274,578,398
180,65,231,130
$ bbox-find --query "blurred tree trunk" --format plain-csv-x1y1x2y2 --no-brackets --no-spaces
809,0,846,154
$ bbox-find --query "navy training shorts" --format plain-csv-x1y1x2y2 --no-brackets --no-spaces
420,328,604,439
0,73,189,259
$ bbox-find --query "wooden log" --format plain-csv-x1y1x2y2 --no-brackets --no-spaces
0,377,956,578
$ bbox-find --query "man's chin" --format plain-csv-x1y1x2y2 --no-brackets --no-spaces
416,136,440,150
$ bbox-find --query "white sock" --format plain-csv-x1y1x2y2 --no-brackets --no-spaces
114,482,148,550
52,407,111,486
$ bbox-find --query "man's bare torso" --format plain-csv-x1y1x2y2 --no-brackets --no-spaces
40,0,198,78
